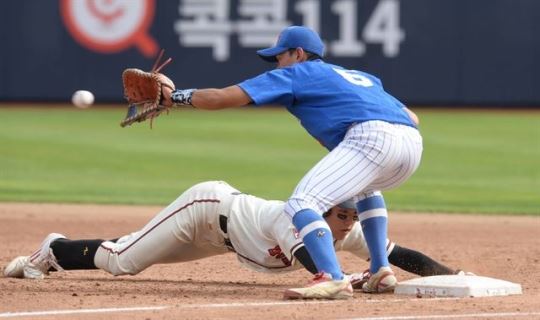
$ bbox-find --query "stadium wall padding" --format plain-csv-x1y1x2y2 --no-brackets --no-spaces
1,0,539,106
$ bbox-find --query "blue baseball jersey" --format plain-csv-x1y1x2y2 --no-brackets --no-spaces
238,60,416,150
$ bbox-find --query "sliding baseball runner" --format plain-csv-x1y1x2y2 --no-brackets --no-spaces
4,181,462,294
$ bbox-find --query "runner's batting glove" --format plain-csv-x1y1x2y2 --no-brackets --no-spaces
346,270,371,290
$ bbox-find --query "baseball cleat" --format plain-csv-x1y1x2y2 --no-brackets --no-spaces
283,273,353,300
4,233,66,279
4,256,29,278
361,266,397,293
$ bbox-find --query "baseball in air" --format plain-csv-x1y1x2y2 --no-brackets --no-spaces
71,90,94,109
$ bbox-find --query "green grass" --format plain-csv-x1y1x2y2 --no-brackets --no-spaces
0,107,538,215
399,110,540,214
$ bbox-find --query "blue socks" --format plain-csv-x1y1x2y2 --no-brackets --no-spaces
292,195,389,279
292,209,343,280
356,194,389,273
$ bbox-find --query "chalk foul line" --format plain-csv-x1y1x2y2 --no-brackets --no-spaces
1,301,539,319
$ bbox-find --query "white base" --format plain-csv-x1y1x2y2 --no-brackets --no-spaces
394,275,522,298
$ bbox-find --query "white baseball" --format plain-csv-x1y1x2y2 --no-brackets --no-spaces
72,90,94,109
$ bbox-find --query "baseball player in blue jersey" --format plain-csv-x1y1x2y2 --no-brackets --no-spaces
159,26,423,299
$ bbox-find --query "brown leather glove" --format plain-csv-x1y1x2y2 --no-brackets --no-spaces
120,51,174,127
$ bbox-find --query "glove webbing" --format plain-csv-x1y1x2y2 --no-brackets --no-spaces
151,49,172,73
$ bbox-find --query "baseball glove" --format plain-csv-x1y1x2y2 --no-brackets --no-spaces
120,50,175,128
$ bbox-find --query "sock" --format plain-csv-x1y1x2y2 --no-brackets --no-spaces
357,194,389,273
293,246,318,274
389,245,455,276
50,238,104,270
292,209,343,280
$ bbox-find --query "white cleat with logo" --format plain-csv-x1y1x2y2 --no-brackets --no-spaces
284,272,353,300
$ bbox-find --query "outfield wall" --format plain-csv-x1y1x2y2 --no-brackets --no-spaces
1,0,539,106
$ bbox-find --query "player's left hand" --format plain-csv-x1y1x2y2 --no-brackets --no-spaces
120,50,174,128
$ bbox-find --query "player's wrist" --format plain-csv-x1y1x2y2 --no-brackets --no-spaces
171,89,196,107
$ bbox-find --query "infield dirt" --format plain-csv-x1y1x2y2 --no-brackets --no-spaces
1,203,539,319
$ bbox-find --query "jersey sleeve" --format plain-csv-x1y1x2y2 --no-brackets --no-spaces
270,212,304,261
335,223,370,260
238,68,294,107
337,223,395,261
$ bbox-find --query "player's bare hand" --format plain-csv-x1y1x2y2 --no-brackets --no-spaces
158,74,174,108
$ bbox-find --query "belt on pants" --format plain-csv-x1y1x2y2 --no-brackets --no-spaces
219,214,235,252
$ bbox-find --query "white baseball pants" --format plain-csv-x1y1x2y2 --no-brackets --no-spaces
94,181,235,276
284,120,423,216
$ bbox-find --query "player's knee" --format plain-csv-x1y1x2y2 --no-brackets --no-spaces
94,244,142,276
107,265,141,276
100,259,142,276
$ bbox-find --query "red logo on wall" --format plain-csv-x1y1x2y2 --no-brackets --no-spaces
60,0,158,57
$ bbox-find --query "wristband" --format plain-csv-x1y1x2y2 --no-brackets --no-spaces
171,89,196,106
